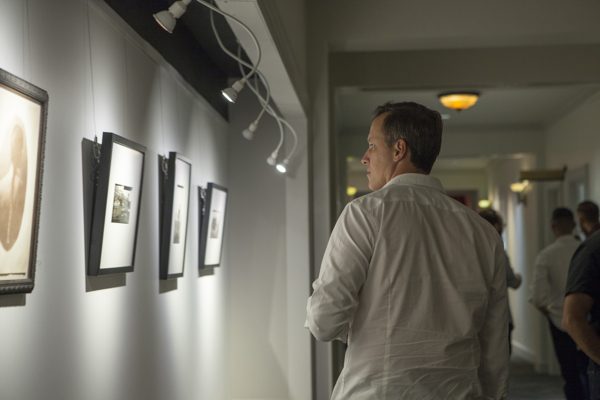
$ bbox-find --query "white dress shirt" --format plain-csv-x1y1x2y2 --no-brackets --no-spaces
306,174,509,400
530,234,581,330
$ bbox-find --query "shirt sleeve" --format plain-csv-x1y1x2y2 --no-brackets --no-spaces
530,252,551,310
478,240,510,398
504,252,519,289
566,244,600,298
305,201,376,343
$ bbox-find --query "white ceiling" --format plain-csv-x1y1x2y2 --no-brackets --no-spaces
337,84,600,133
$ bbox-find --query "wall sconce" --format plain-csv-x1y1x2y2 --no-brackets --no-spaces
509,166,567,205
519,167,566,182
478,199,491,209
510,180,530,204
154,0,299,175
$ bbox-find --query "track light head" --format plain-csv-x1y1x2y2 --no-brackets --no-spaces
221,87,237,103
221,78,246,104
153,0,191,33
242,121,258,140
266,150,278,166
276,160,288,174
153,11,176,33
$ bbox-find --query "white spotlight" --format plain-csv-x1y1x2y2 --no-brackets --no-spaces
153,0,191,33
221,78,245,104
275,160,288,174
266,150,278,166
242,121,258,140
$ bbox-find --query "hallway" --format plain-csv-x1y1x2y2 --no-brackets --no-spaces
509,357,564,400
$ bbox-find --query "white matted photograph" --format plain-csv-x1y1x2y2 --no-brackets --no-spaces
0,68,48,294
88,132,146,275
160,153,191,279
199,182,228,268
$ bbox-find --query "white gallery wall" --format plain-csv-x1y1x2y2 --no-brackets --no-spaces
226,89,311,400
486,156,543,363
227,89,289,398
0,0,231,399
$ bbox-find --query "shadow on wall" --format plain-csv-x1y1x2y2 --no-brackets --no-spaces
0,294,26,307
81,138,127,292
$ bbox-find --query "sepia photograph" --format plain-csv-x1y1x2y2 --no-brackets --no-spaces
0,121,27,251
0,68,48,294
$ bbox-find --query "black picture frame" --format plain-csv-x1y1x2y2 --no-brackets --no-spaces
199,183,228,268
0,68,48,294
159,152,192,279
88,132,146,275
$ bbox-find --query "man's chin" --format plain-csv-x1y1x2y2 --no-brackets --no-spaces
367,182,381,191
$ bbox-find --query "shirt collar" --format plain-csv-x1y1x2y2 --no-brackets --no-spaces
383,173,445,193
555,234,579,243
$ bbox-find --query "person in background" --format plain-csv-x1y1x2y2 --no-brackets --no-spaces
306,101,509,399
530,207,587,400
576,200,600,240
564,200,600,400
478,208,522,354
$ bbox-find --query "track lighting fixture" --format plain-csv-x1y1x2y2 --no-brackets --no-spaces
155,1,300,176
230,45,298,173
155,0,262,104
153,0,191,33
210,14,298,174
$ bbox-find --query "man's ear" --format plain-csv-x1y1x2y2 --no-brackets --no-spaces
393,139,408,162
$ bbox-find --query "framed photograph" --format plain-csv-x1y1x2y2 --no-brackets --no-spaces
88,132,146,275
199,183,228,268
160,152,191,279
0,68,48,294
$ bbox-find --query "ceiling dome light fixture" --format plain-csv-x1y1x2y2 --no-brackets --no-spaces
438,91,480,111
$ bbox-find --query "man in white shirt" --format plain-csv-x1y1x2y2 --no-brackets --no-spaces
530,207,586,399
306,102,509,399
